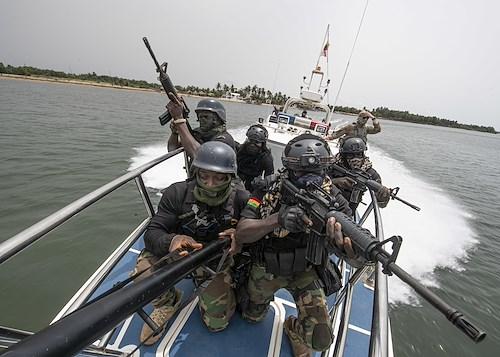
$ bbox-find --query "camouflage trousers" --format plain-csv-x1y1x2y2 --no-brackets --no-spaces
242,264,333,351
132,250,236,332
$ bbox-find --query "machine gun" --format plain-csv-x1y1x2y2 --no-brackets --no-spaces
280,178,485,342
330,163,421,211
143,37,190,126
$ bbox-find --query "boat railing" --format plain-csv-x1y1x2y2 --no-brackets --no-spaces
326,191,390,357
0,147,187,352
0,147,184,265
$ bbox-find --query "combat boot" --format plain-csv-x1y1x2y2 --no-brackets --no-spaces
140,289,183,345
284,316,312,357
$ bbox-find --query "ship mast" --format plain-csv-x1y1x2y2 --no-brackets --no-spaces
300,25,331,104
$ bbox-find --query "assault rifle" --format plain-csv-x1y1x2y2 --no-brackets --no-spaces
330,163,421,211
280,178,486,342
143,37,190,126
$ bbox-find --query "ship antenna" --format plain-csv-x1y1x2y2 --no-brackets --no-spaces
333,0,371,109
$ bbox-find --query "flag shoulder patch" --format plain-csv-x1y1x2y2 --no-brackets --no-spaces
247,197,261,209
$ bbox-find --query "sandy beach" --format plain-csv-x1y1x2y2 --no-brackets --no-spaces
0,73,269,106
0,73,159,93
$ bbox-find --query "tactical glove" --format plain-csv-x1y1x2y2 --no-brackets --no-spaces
331,177,355,189
376,186,390,207
278,205,309,233
251,174,277,193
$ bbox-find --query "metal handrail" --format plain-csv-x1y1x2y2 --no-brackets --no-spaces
368,189,389,357
0,148,184,265
327,189,390,357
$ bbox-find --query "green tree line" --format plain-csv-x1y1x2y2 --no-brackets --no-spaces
175,82,288,105
0,63,288,105
0,62,160,90
1,63,494,133
335,106,497,134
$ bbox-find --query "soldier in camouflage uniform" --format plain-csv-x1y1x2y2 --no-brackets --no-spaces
329,137,391,213
235,134,362,357
327,109,380,144
133,141,249,345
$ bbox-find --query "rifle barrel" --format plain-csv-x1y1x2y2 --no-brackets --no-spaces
143,37,162,71
383,259,486,342
392,195,421,211
330,211,485,342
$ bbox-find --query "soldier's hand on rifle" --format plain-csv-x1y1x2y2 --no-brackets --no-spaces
218,228,239,255
169,234,203,257
326,216,357,259
376,185,391,204
166,92,184,120
252,174,277,193
331,177,356,190
278,205,313,233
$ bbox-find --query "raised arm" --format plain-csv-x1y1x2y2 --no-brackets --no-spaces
167,96,201,159
366,118,381,134
328,123,353,140
167,124,181,152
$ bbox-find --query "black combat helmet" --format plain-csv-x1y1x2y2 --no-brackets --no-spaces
192,141,237,174
282,133,333,172
246,124,268,143
339,137,366,155
195,99,227,123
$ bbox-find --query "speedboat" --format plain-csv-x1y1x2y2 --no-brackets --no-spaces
259,27,335,146
0,26,391,357
0,26,483,357
0,143,392,357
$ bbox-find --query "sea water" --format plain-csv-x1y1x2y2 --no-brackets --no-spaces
0,78,499,355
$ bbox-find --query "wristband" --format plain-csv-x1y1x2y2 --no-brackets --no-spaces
173,118,187,125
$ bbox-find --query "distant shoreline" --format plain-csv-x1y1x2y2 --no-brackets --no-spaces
0,73,275,106
0,73,158,93
2,73,496,134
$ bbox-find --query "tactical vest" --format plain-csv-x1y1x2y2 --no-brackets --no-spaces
254,174,336,276
331,155,374,208
192,127,236,151
346,125,368,143
177,180,240,242
237,148,271,178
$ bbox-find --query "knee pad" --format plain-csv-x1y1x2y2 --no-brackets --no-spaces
311,323,333,351
241,301,269,323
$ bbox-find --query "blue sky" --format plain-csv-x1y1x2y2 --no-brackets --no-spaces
1,0,499,128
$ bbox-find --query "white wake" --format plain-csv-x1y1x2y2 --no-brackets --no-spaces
365,144,478,304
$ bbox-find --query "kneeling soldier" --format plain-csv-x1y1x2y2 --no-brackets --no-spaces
235,134,362,357
133,141,249,345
